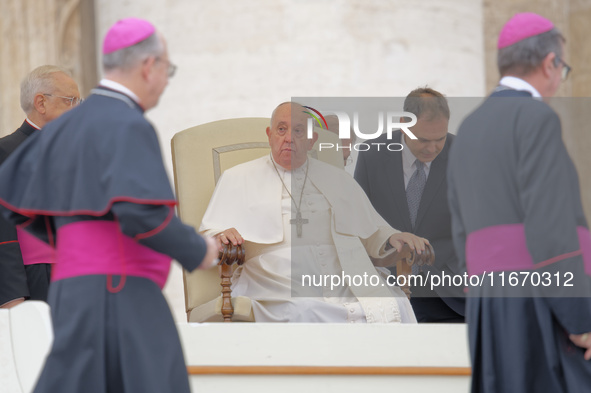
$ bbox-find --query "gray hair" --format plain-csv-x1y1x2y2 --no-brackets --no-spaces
403,86,450,121
497,28,565,77
102,33,164,72
20,65,72,114
270,101,308,126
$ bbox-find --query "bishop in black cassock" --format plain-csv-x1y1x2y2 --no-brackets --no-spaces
448,13,591,393
0,19,217,393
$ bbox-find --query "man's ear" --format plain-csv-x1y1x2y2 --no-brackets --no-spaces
33,93,46,114
141,56,156,80
541,52,556,78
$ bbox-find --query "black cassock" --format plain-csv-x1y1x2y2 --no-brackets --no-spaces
0,120,38,305
0,120,56,303
0,87,207,393
448,89,591,392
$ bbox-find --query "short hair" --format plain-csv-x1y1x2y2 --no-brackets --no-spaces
497,28,565,77
20,65,73,114
270,101,309,126
102,33,164,72
403,86,450,121
271,102,291,125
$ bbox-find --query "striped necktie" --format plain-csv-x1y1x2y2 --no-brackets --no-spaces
406,159,426,228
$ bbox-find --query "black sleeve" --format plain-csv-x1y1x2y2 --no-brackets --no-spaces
0,215,29,304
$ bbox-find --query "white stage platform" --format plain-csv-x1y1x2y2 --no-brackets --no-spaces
1,302,471,393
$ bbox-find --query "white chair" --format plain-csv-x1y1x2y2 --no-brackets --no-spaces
171,118,344,322
0,301,52,393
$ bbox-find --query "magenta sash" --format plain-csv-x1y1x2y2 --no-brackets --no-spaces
17,228,55,265
54,221,171,289
466,224,591,276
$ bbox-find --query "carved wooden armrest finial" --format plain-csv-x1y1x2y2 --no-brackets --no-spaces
218,243,246,266
403,243,435,268
218,243,245,322
396,243,435,300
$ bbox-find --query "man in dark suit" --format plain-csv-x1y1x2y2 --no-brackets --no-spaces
355,87,464,322
0,65,81,308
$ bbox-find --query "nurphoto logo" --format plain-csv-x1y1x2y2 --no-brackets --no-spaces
304,106,418,152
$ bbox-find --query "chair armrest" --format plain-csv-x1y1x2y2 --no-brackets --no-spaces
219,243,246,322
396,243,435,299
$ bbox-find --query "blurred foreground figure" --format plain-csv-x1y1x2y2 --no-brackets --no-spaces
0,18,217,393
448,12,591,393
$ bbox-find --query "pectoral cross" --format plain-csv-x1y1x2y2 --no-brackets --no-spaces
290,210,309,238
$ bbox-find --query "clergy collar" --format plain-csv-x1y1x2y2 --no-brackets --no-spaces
25,118,41,130
268,154,308,176
400,132,432,170
98,79,141,104
499,76,541,99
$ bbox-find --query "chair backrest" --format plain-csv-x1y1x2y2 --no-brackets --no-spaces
171,117,344,321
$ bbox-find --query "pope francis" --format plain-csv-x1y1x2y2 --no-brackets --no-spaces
201,102,429,323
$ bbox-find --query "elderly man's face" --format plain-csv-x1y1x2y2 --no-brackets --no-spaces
42,72,81,123
267,103,317,170
404,114,448,163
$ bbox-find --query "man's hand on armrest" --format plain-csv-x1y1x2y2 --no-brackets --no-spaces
217,227,244,248
388,232,430,254
374,233,431,268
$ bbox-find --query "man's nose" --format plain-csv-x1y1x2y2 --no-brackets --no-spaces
426,143,437,153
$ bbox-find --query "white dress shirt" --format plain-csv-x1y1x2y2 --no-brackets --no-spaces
98,79,141,104
499,76,542,99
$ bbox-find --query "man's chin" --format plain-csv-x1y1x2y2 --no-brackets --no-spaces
420,155,437,162
275,156,292,170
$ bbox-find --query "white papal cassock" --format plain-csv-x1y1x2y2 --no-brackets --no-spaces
200,155,416,323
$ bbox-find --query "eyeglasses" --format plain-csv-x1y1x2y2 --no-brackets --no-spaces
43,94,83,107
555,56,572,81
155,57,177,78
